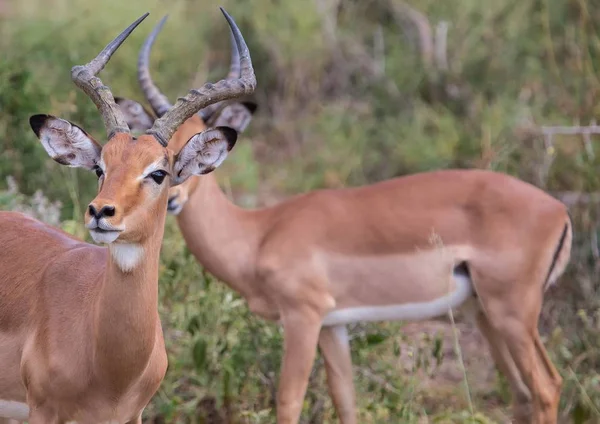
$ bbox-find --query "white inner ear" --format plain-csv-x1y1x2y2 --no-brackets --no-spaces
173,129,230,184
38,117,101,169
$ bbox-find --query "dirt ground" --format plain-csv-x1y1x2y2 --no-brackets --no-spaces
398,319,513,422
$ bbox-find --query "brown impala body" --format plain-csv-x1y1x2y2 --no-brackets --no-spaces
117,19,572,424
0,9,256,423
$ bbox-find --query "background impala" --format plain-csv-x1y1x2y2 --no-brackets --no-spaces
1,0,599,423
114,13,573,424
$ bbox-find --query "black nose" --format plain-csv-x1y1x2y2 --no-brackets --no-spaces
88,204,116,219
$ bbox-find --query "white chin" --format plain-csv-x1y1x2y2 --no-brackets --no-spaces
89,230,120,244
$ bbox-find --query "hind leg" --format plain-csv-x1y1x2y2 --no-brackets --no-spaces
478,288,561,424
475,308,532,422
533,331,562,417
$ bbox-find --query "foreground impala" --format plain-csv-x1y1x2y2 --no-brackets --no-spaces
117,18,573,424
0,9,255,423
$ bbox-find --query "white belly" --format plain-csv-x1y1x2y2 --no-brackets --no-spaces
0,400,28,421
322,272,472,326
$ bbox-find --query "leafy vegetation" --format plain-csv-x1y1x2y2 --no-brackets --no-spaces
1,0,599,422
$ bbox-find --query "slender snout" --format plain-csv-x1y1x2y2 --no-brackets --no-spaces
86,201,124,244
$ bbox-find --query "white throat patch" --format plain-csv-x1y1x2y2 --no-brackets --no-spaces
110,243,144,273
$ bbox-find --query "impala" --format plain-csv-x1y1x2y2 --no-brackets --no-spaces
0,8,255,423
116,17,573,424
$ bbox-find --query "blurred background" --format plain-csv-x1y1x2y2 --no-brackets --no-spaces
1,0,599,422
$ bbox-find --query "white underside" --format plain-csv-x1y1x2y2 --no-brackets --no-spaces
322,273,473,326
0,400,29,420
0,400,122,423
331,323,349,345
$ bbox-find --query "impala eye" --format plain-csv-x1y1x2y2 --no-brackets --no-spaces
149,170,167,185
94,167,104,178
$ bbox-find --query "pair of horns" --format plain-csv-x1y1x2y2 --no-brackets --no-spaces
138,16,241,123
71,8,256,146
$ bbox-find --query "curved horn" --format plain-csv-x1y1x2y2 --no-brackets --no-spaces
148,8,256,147
71,13,149,139
138,15,173,117
197,28,241,122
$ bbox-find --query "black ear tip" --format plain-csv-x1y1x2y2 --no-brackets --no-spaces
29,114,50,137
114,96,125,104
216,126,238,150
242,101,258,114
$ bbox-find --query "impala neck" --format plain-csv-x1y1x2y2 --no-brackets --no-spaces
94,210,166,392
176,174,265,294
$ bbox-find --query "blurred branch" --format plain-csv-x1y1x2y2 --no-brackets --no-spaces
527,122,600,187
373,25,385,78
541,121,598,160
552,191,600,207
591,226,599,262
391,2,434,68
390,2,449,73
541,124,600,135
257,370,277,408
314,0,340,47
434,21,449,72
308,396,326,423
357,366,402,395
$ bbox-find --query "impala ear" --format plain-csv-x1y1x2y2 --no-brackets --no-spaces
30,114,101,170
207,101,257,134
172,127,237,186
115,97,155,133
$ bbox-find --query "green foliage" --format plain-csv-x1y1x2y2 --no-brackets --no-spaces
1,0,600,422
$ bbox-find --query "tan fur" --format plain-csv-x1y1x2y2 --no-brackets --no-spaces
0,106,244,420
120,40,573,422
0,133,172,422
159,115,572,424
1,120,240,423
1,9,256,421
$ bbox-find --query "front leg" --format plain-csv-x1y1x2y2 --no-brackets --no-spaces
27,409,59,424
277,307,323,424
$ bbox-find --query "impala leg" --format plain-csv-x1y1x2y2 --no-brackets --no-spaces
318,325,357,424
533,332,562,418
482,295,560,424
475,309,532,423
27,409,59,424
277,308,323,424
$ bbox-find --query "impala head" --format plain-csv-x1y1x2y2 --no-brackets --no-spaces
115,15,257,215
30,9,256,245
